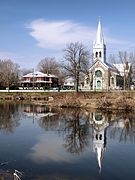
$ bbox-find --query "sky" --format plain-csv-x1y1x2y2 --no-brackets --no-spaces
0,0,135,69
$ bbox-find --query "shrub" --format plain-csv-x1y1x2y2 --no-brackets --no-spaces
9,86,19,90
43,86,50,90
0,86,6,90
97,96,112,110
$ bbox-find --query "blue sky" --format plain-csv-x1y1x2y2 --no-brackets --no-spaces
0,0,135,68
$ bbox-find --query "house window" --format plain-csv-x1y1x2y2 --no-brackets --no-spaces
95,70,102,77
45,77,49,81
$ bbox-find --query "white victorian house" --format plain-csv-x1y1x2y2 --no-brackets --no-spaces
21,71,58,89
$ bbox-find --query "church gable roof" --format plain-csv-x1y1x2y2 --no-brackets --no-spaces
89,60,119,74
89,60,113,71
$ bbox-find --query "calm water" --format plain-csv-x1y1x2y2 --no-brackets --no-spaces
0,102,135,180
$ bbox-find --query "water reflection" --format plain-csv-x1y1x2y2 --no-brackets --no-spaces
0,102,21,133
60,110,90,154
23,104,56,119
0,103,135,179
89,112,109,173
32,107,135,172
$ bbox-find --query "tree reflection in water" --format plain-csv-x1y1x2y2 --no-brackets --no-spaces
60,109,90,154
37,107,135,151
38,108,91,154
0,102,21,133
1,103,135,178
37,106,135,172
107,112,135,143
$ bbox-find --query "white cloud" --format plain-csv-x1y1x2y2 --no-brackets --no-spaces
26,19,95,49
26,19,133,51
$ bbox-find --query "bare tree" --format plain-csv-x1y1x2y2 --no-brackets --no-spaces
129,52,135,84
21,68,33,76
118,51,127,90
0,59,20,88
109,51,132,90
108,54,117,64
37,57,60,75
118,51,133,90
63,42,90,92
37,57,67,87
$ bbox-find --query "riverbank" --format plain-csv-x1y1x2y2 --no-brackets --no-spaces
0,91,135,111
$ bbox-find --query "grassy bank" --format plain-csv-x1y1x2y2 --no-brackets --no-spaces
0,91,135,111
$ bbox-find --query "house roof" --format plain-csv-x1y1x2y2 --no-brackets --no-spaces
64,77,75,86
113,63,131,76
23,71,58,78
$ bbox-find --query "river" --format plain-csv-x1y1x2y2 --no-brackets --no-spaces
0,102,135,179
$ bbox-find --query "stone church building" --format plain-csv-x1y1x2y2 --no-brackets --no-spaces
84,18,132,90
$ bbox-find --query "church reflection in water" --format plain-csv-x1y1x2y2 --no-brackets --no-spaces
89,112,109,173
22,104,135,173
88,111,134,173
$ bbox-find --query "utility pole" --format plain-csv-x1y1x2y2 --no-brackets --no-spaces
32,68,34,90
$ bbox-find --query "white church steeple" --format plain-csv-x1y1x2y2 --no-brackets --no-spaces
93,17,106,63
95,16,104,45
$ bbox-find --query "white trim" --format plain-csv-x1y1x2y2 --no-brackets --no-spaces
89,60,109,72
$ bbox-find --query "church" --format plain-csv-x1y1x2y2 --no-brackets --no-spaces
84,18,132,90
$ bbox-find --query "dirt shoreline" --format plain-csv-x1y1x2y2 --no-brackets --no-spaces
0,91,135,111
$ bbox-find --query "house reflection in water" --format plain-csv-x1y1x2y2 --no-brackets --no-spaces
23,105,56,119
89,112,109,173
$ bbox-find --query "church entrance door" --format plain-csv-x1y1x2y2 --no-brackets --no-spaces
96,80,102,90
95,70,102,90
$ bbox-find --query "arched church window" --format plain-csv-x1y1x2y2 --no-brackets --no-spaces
96,52,98,58
86,78,89,84
99,134,102,140
99,51,102,58
96,134,98,140
111,77,114,84
95,70,102,77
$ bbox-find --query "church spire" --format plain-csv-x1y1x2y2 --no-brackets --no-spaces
95,16,104,45
93,17,106,63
